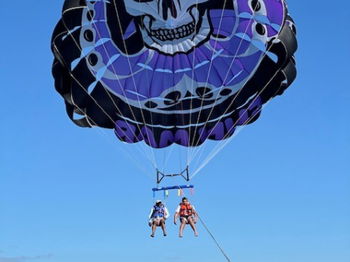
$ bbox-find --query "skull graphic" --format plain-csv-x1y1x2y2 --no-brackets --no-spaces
52,0,296,148
123,0,211,55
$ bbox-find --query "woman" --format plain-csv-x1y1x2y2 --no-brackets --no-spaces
148,200,169,237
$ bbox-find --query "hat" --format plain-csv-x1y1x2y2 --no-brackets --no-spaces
156,200,162,204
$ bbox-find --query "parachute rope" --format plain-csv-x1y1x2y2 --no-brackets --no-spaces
186,0,212,168
110,2,159,168
178,184,233,262
52,0,297,178
197,213,232,262
53,3,162,172
81,2,160,169
190,0,245,156
187,3,265,171
188,8,295,176
191,64,285,178
54,45,158,171
56,3,159,170
50,75,154,178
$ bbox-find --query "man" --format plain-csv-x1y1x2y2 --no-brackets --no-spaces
174,197,199,238
148,200,169,237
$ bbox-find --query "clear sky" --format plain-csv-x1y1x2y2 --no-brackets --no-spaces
1,1,349,262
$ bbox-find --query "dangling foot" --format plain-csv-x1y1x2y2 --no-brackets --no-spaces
194,232,199,237
150,234,155,238
163,232,167,237
179,234,183,238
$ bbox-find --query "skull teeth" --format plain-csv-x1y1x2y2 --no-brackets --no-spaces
150,21,196,41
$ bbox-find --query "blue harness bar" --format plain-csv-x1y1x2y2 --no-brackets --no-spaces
152,185,194,192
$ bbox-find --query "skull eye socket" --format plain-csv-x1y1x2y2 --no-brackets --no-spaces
165,91,182,105
196,87,213,99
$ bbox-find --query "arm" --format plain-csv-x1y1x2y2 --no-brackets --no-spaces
174,212,179,224
192,205,198,222
174,206,180,224
148,208,154,220
164,207,170,219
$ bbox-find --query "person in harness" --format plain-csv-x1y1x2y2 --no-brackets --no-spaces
148,200,169,237
174,197,198,238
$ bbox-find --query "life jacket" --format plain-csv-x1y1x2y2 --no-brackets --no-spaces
179,203,193,217
152,205,165,218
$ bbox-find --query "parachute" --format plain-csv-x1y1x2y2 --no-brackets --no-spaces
52,0,297,176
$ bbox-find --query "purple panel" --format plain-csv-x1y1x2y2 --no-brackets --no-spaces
175,130,190,147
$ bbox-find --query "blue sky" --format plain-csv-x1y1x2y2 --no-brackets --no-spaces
1,1,349,262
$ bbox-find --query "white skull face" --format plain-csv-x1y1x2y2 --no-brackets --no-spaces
123,0,211,54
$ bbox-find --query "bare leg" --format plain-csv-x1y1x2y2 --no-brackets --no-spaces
179,219,186,238
160,219,167,236
151,220,158,237
188,217,198,237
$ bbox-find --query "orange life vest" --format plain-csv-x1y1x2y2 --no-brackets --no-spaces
179,203,193,216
